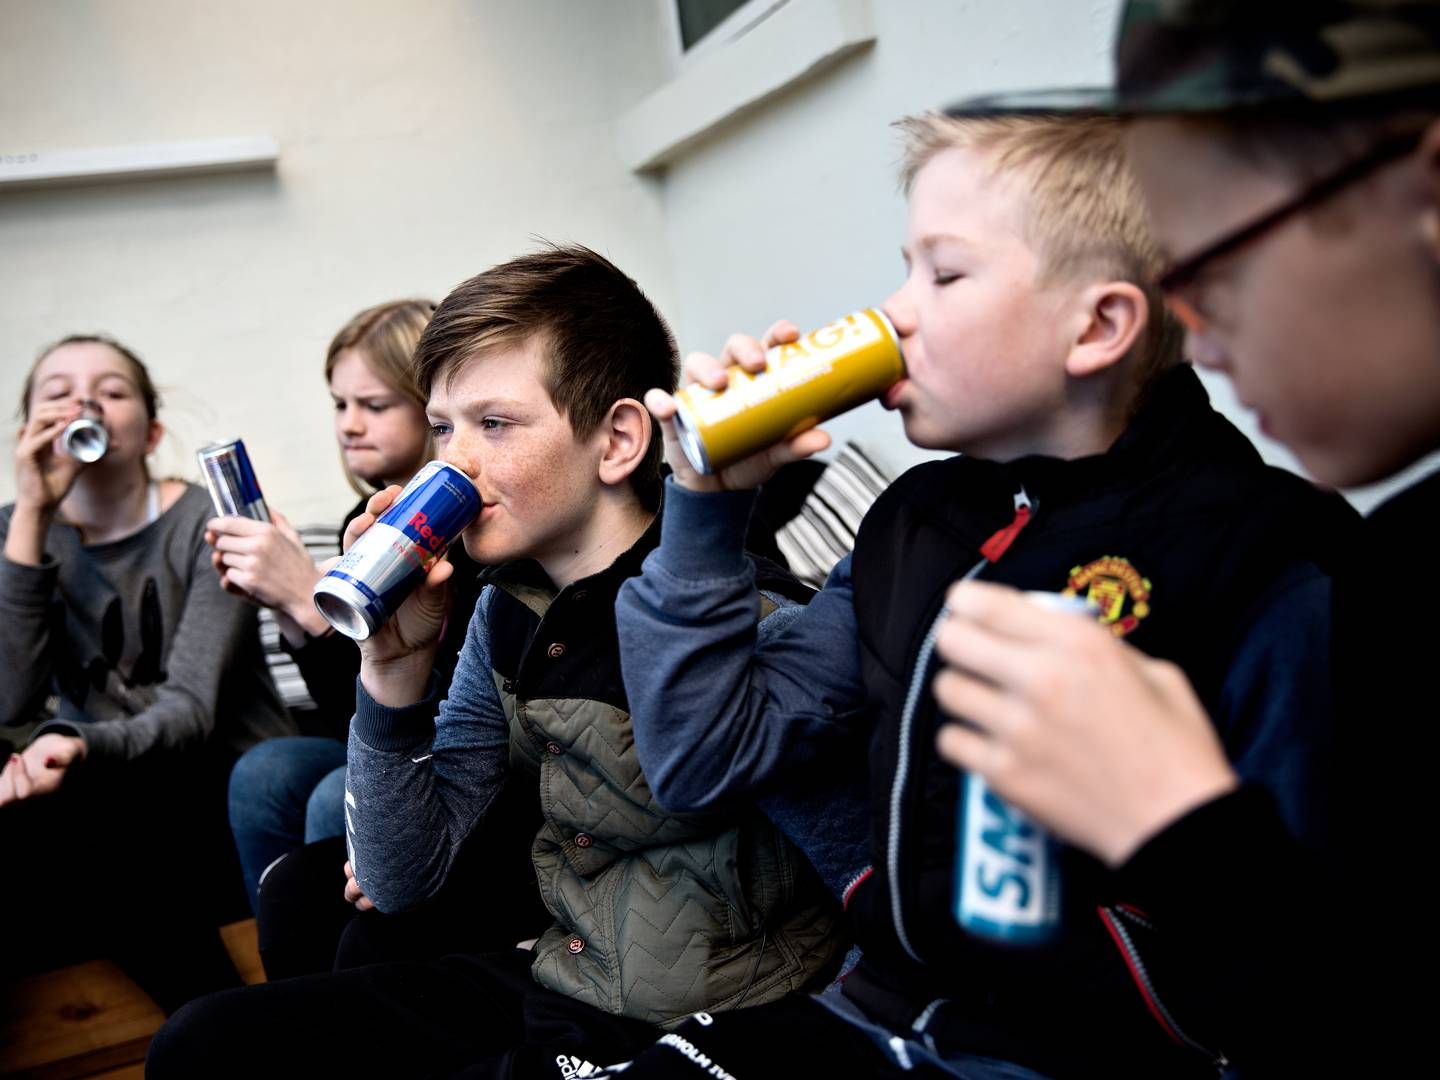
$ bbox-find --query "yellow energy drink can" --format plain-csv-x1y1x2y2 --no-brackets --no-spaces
671,308,904,475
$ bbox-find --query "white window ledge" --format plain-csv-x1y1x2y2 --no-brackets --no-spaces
0,136,279,191
619,0,875,173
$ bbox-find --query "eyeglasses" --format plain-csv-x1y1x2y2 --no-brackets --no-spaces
1157,131,1424,335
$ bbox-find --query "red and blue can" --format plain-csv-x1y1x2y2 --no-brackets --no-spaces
197,439,270,522
312,460,480,640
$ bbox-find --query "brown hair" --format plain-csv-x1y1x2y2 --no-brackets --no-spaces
325,299,435,496
897,112,1184,396
20,334,161,421
412,243,678,510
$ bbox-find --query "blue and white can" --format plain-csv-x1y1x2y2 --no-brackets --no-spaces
313,460,480,641
954,773,1064,946
953,591,1093,946
197,439,270,522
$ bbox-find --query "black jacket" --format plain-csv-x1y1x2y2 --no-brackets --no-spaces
843,366,1359,1078
1115,465,1440,1076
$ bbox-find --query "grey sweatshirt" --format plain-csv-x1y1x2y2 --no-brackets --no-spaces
0,483,293,759
345,589,510,912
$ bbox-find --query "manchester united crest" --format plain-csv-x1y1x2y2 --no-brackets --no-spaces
1062,556,1151,637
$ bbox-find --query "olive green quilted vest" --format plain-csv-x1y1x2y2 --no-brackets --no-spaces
486,562,846,1028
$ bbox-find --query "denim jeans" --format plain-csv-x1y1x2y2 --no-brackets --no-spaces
228,736,348,912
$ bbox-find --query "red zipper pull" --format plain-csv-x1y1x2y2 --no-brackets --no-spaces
979,488,1034,562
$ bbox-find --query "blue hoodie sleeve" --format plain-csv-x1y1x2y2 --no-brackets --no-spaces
617,478,871,816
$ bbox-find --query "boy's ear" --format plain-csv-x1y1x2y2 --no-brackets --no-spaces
595,398,652,488
1065,282,1147,379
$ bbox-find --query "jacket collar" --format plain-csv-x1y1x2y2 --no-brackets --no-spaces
481,510,663,615
945,364,1251,508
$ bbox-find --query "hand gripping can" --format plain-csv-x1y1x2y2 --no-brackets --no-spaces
953,592,1094,947
671,308,903,475
313,461,481,641
197,439,270,522
61,400,109,463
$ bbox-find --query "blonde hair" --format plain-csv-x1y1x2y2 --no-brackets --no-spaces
897,112,1183,392
324,299,435,496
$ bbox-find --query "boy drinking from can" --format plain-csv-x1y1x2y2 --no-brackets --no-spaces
147,243,845,1077
613,113,1356,1077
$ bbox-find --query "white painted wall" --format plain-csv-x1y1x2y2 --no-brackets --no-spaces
0,0,675,524
2,0,1420,525
649,0,1421,510
653,0,1122,480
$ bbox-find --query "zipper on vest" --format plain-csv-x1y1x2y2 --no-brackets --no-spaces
886,488,1033,963
1098,905,1230,1072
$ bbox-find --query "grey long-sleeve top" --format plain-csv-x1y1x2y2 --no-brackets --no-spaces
0,484,292,759
344,589,511,913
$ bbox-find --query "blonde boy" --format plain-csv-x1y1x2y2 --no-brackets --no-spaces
613,114,1355,1077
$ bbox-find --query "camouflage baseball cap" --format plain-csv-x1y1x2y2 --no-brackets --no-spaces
948,0,1440,116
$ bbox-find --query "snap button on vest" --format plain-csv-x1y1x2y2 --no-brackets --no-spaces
502,679,514,693
573,590,589,602
567,936,585,955
574,833,593,848
546,741,563,755
547,642,566,659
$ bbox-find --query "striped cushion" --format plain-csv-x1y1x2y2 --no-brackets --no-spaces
774,442,893,589
258,525,341,712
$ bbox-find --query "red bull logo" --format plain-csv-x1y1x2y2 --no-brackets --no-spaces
407,510,450,552
313,460,481,640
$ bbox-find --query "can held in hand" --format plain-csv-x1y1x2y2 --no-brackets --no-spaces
198,439,270,522
953,592,1094,947
61,401,108,463
671,308,903,475
313,460,480,641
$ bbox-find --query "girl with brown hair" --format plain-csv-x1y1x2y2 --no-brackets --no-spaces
0,333,293,1010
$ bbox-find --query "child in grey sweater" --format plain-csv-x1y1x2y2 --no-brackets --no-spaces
0,333,291,1011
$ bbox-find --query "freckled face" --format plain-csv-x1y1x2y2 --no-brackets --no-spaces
427,338,604,567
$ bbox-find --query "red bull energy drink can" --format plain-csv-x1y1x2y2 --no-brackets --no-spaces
197,439,270,522
671,309,903,475
953,592,1094,946
312,460,480,641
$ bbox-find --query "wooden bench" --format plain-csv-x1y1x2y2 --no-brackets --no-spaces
0,919,263,1079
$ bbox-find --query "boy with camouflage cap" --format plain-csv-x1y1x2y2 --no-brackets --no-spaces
928,1,1440,1073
